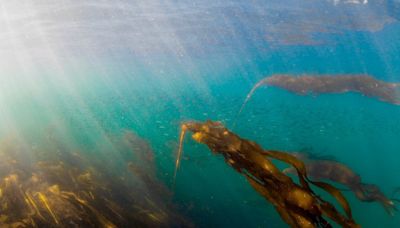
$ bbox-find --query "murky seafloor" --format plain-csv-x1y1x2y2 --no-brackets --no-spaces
1,1,400,227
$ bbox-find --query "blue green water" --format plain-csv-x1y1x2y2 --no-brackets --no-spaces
1,1,400,227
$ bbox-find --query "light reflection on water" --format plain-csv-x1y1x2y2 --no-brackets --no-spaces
1,0,400,227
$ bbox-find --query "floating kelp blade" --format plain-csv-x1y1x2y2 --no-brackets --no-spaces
177,120,359,228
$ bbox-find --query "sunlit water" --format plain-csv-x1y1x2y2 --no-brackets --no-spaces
1,1,400,227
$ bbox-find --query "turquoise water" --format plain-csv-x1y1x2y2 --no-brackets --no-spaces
1,1,400,227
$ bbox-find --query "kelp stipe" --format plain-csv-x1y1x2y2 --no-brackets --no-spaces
173,124,188,186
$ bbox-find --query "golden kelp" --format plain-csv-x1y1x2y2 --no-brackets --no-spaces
0,131,190,227
175,120,359,228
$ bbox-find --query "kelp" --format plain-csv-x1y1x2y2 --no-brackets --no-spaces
284,152,399,215
0,131,190,227
175,120,359,228
237,74,400,118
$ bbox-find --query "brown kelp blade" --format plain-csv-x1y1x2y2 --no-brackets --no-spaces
261,150,353,220
37,192,60,224
310,180,353,219
245,175,304,227
173,124,188,183
261,150,310,190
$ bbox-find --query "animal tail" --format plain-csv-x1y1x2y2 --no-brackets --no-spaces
232,77,269,128
359,183,399,216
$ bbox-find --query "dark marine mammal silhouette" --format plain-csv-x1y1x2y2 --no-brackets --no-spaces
284,152,399,215
237,74,400,118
